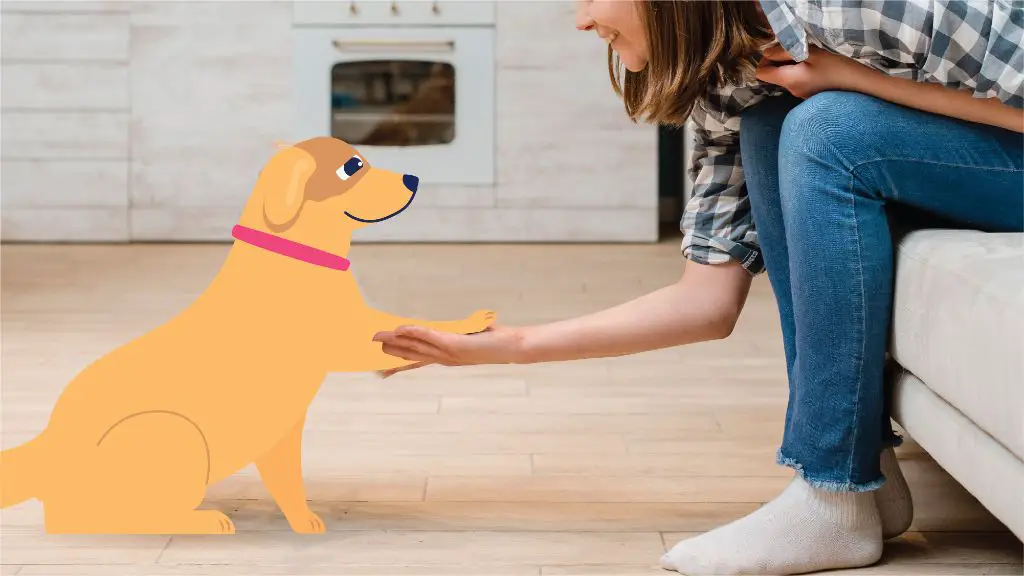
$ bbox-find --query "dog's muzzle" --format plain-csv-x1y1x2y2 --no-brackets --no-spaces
344,173,420,224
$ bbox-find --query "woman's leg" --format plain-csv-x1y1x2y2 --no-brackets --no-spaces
741,93,914,540
737,93,802,426
663,92,886,576
663,91,1023,575
777,91,1022,489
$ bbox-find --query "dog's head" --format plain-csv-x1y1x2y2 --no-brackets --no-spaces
238,137,417,248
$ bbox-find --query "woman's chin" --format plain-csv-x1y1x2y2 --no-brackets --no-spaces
620,54,648,73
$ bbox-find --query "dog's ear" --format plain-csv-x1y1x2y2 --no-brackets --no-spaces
259,146,317,228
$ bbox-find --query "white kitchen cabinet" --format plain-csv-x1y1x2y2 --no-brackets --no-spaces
1,208,130,242
493,2,658,238
3,112,130,160
495,67,658,210
1,11,130,60
3,160,129,208
1,2,131,242
127,1,292,240
349,206,657,242
1,158,131,240
3,63,129,110
0,1,131,12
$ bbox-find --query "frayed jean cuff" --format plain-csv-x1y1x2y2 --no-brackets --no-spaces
776,449,887,493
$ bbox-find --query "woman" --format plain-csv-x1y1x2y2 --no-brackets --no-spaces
373,1,1024,574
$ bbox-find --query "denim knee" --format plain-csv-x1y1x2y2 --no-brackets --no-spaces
776,91,884,209
778,91,888,167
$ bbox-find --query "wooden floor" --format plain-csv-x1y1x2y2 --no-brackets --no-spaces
1,240,1020,575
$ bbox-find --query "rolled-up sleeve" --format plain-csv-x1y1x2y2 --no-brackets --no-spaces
681,87,772,275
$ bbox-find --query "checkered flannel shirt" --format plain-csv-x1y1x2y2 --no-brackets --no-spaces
682,0,1024,275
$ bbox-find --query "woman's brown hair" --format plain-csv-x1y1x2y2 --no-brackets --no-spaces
610,1,775,126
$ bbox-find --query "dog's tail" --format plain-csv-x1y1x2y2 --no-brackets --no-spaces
1,435,47,508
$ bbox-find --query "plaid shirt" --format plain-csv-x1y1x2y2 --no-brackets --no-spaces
682,0,1024,274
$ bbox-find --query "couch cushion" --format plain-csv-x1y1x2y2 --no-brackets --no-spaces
891,230,1024,460
891,369,1024,540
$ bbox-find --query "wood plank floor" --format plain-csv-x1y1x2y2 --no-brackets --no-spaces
2,241,1020,575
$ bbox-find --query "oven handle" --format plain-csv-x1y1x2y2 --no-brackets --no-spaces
332,39,455,54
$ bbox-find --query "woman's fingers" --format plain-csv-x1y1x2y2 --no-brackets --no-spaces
378,360,434,379
756,58,806,94
373,326,465,367
403,327,467,354
379,344,435,363
756,62,789,86
393,324,459,348
373,327,440,349
380,334,453,362
757,41,809,87
761,42,795,63
373,324,499,367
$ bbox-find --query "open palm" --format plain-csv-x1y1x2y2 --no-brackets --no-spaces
372,324,523,377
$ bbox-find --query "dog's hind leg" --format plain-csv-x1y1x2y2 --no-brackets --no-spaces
43,410,234,535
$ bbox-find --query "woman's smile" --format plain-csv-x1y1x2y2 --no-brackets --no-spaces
574,0,648,71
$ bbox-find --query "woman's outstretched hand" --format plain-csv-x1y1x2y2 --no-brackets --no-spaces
372,324,525,378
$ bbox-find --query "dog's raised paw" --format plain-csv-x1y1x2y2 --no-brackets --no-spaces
464,309,498,333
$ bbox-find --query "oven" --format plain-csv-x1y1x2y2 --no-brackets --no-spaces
292,2,496,185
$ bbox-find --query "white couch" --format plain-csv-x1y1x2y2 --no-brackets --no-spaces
888,229,1024,539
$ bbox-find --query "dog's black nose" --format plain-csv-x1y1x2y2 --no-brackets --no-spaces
403,174,419,193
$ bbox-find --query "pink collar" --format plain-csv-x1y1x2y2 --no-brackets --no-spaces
231,225,351,271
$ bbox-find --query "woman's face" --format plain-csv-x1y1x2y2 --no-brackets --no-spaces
575,0,648,72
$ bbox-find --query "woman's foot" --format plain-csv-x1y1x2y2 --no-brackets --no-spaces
660,476,883,575
875,445,914,539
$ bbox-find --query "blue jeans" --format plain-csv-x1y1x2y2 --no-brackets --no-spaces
739,91,1023,491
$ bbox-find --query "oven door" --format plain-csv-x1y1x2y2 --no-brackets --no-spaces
293,26,494,185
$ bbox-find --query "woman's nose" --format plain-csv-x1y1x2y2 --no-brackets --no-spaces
575,0,595,30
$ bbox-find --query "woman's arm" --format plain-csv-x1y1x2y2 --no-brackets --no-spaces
513,259,752,363
372,260,752,371
845,65,1023,133
757,45,1024,133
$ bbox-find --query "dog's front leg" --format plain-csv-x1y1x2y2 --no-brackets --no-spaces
368,307,496,336
255,416,324,534
329,307,496,373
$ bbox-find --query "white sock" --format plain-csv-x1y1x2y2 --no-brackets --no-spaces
874,445,914,539
661,476,883,575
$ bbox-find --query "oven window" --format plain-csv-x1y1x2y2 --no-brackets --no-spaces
330,60,455,147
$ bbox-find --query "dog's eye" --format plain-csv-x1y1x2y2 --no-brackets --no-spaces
336,156,364,181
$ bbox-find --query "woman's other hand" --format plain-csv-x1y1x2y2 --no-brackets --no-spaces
756,44,870,99
372,324,524,378
758,42,1023,133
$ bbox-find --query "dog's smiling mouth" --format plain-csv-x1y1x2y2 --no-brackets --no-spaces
344,189,417,224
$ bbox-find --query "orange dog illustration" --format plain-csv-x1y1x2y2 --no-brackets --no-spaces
0,137,495,534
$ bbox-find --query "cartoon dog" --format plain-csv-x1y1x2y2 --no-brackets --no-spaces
0,137,495,534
